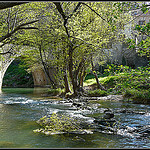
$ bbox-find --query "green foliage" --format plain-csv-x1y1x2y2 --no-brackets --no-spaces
13,1,132,93
105,64,150,103
85,73,98,80
84,63,150,103
0,2,146,95
104,64,130,76
87,89,108,97
124,89,150,104
101,76,118,88
3,58,34,87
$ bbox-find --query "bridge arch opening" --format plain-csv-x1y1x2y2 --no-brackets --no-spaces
2,57,34,88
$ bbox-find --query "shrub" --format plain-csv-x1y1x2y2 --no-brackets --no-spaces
101,76,118,88
124,89,150,104
87,89,108,97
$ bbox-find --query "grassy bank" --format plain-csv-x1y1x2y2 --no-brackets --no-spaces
38,65,150,104
84,64,150,104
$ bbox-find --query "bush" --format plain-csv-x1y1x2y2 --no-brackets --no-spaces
101,76,118,88
84,64,150,104
124,89,150,104
104,64,131,76
87,89,108,97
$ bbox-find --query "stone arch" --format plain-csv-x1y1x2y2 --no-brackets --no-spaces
0,44,56,92
0,57,53,92
0,56,51,89
0,52,15,89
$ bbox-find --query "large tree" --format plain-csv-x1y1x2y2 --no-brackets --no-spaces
2,1,147,96
52,2,132,96
20,2,133,95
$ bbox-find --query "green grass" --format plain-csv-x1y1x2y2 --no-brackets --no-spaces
87,89,108,97
83,65,150,104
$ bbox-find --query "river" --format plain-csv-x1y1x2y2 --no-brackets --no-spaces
0,88,149,148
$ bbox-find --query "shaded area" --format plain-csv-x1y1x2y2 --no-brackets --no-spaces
2,58,34,88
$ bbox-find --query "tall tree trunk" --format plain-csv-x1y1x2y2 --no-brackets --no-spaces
64,70,71,93
68,46,78,96
39,44,56,89
91,56,106,91
79,69,86,88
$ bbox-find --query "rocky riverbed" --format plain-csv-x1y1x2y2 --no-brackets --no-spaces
34,95,150,139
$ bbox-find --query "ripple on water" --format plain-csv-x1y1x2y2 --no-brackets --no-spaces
0,90,150,149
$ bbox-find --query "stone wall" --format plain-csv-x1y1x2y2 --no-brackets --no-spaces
32,68,50,87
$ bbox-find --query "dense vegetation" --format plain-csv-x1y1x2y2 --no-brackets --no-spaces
2,58,34,88
84,64,150,104
0,2,149,139
0,2,149,103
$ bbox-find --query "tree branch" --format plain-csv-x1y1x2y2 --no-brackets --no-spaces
0,19,39,43
65,2,82,26
0,46,14,55
81,2,109,23
0,51,13,55
0,2,27,10
53,2,66,20
53,2,82,38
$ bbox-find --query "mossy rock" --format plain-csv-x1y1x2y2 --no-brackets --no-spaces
33,113,93,135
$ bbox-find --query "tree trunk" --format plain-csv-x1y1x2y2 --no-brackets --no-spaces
91,56,106,91
64,70,71,93
68,45,79,96
39,44,56,89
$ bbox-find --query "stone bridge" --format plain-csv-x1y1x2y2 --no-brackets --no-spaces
0,44,15,91
0,44,53,92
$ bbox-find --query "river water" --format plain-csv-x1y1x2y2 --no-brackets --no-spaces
0,88,149,148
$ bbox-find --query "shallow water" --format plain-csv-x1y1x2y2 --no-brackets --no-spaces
0,88,149,148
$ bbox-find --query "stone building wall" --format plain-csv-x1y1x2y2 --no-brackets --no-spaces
103,6,150,68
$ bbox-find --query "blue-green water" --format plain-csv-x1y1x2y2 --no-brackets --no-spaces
0,88,150,148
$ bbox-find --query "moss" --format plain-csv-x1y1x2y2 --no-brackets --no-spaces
34,113,85,135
